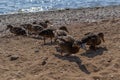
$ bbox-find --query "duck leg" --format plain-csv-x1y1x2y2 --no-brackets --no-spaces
43,37,46,45
60,50,63,56
50,37,53,44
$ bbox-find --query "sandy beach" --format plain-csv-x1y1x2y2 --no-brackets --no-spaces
0,5,120,80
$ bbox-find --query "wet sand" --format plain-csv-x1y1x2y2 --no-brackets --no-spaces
0,5,120,80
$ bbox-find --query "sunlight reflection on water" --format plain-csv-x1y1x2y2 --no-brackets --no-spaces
0,0,120,14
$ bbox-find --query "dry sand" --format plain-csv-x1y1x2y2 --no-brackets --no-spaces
0,6,120,80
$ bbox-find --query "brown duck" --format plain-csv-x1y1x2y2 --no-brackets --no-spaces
39,20,52,28
21,24,43,36
81,32,105,50
6,24,26,36
56,35,82,56
38,28,55,44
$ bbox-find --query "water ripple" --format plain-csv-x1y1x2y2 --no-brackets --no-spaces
0,0,120,14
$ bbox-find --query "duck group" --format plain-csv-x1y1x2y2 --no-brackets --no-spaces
5,20,105,56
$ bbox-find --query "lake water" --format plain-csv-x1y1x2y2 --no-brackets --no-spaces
0,0,120,14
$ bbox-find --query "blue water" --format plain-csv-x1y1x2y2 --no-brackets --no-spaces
0,0,120,14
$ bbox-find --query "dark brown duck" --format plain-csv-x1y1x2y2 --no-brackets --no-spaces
6,24,26,36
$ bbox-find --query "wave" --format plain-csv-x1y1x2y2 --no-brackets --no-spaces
0,0,120,14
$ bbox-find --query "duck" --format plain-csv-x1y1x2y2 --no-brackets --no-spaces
6,24,26,36
81,32,105,50
20,23,33,35
38,28,55,44
56,35,82,56
59,26,69,33
21,23,43,36
39,20,52,28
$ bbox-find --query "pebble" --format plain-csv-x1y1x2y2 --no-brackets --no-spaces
41,57,48,66
10,55,19,61
41,61,46,66
34,49,39,53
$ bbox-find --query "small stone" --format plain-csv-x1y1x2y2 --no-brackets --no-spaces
10,55,19,61
43,57,48,61
41,57,48,66
41,61,46,66
7,54,12,57
93,76,100,80
34,49,39,53
110,74,114,78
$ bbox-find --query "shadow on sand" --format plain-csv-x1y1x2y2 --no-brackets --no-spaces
81,47,108,58
54,54,90,74
40,42,57,46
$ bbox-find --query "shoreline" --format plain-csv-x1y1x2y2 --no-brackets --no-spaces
0,5,120,30
0,5,120,16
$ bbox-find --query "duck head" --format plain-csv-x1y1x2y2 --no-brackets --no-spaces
59,26,69,33
45,20,52,25
6,24,13,30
